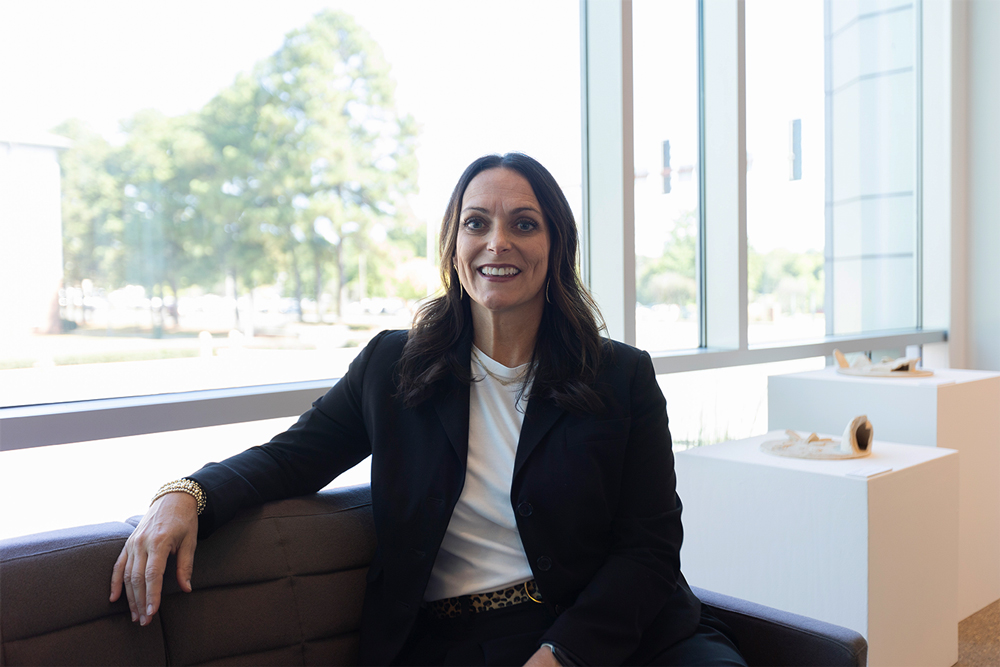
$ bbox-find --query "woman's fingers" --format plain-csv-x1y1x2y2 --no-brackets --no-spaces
143,546,170,620
109,546,127,602
175,532,197,593
128,547,149,624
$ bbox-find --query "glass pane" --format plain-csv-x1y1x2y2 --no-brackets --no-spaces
632,0,701,352
745,0,827,344
657,356,827,450
745,0,918,344
0,0,581,407
0,417,371,540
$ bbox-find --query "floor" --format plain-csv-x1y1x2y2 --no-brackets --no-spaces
957,598,1000,667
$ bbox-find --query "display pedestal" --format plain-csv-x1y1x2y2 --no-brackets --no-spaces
768,366,1000,620
676,435,959,667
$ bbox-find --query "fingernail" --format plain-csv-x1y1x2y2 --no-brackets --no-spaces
131,612,137,622
146,604,153,615
139,615,146,625
186,579,192,589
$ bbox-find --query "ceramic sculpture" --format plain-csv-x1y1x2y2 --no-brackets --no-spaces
760,415,874,460
833,348,933,378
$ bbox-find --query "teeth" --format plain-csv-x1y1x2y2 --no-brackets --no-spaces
479,266,520,276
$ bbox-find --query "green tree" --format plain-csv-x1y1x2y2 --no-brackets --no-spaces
748,246,824,315
55,120,127,309
200,9,417,321
117,110,218,331
637,209,698,307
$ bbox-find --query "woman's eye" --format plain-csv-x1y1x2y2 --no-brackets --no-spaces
515,219,537,232
462,218,485,231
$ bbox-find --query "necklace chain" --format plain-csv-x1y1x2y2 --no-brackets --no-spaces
471,348,529,387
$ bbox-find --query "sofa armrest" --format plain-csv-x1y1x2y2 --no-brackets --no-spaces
692,586,868,667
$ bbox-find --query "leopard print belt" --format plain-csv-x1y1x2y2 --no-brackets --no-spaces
425,579,544,619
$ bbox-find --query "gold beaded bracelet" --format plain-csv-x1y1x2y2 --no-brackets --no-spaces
151,478,207,515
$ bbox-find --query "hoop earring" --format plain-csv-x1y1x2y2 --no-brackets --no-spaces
458,280,464,300
545,279,551,304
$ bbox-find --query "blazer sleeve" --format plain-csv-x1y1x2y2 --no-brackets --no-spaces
187,329,393,539
539,349,694,665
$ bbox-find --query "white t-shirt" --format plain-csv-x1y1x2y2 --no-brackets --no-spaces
423,346,535,601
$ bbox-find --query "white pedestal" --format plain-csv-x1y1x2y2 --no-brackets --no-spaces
768,367,1000,620
676,435,959,667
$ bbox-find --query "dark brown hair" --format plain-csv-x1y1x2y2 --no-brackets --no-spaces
396,153,607,413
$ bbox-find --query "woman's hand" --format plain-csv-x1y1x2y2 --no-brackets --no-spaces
109,492,199,625
523,646,561,667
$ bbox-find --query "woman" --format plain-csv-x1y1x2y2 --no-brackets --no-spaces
111,153,746,666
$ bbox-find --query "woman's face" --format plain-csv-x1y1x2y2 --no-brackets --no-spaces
454,168,550,321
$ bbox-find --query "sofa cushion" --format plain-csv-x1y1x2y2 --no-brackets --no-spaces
155,485,375,666
0,522,167,666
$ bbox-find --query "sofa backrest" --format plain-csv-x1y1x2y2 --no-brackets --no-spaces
1,484,376,666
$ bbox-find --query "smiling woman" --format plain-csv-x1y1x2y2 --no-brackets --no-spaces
113,152,747,666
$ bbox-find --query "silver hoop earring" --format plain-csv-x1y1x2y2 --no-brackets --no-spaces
545,280,551,304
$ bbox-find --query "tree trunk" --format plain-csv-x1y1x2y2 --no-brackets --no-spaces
313,243,324,323
167,277,180,329
228,268,240,330
290,248,304,323
334,241,344,321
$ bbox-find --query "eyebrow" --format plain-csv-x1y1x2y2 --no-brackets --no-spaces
460,206,542,215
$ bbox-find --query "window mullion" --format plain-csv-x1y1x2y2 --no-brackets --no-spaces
581,0,636,345
701,0,747,352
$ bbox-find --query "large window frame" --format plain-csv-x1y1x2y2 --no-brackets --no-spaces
0,0,954,451
581,0,946,378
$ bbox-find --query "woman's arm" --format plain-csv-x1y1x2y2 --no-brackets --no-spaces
108,329,396,625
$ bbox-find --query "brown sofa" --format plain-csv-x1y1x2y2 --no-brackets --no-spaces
0,485,866,666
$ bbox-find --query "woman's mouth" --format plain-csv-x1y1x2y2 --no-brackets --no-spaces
478,266,521,277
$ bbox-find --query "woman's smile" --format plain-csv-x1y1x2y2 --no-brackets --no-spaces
477,265,521,278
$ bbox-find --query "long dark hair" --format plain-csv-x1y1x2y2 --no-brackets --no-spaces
396,153,607,413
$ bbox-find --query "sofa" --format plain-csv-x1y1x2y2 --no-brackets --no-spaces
0,484,867,666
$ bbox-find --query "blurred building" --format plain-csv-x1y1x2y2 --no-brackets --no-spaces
0,132,70,337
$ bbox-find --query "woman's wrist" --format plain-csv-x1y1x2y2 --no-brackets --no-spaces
151,478,207,515
540,642,574,666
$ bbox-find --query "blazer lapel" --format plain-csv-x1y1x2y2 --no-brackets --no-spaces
433,330,473,468
434,376,470,469
513,394,565,479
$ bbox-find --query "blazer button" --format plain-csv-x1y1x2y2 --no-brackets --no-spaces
517,502,533,516
536,556,552,571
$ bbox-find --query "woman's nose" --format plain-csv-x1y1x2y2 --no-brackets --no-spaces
487,226,511,253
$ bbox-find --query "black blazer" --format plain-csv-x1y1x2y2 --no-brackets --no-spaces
189,329,701,665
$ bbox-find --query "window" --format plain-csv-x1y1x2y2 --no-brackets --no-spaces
1,0,951,539
582,0,941,375
0,0,582,409
745,0,827,344
632,0,701,352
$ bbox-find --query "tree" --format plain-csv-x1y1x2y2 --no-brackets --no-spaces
637,209,698,307
200,9,417,322
117,110,218,331
55,120,127,308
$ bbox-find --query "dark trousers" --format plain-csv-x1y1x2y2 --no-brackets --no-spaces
394,601,747,666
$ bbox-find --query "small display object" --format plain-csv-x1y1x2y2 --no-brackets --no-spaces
833,348,933,377
761,416,873,459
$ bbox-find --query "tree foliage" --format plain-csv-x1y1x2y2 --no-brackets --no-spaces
56,9,419,327
637,209,698,307
636,208,824,316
